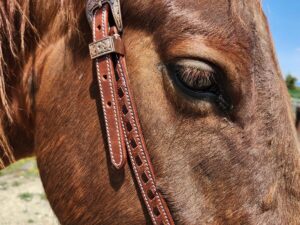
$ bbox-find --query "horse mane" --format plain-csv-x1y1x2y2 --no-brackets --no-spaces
0,0,35,168
0,0,87,168
0,0,32,167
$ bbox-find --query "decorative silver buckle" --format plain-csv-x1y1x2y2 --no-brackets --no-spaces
86,0,123,32
89,35,125,59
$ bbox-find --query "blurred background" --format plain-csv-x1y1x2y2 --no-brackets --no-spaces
0,2,299,225
0,159,59,225
263,0,300,135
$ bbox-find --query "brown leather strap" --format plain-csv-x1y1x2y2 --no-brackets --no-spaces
90,2,175,225
93,4,127,169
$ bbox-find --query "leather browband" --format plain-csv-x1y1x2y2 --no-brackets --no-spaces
86,1,175,224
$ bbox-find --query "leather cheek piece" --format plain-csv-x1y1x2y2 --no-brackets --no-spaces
91,4,175,225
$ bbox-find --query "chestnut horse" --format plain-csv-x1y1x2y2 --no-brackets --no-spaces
1,0,300,224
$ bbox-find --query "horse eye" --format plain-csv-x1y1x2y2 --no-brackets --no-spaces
166,59,232,110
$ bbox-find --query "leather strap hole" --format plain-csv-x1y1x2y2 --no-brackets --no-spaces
126,122,133,132
122,105,128,115
135,155,143,166
103,74,107,80
118,88,124,98
115,71,120,81
141,172,149,183
107,101,112,107
147,189,155,200
153,207,161,217
97,25,101,30
130,139,137,148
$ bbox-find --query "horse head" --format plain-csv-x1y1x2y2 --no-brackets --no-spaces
1,0,300,224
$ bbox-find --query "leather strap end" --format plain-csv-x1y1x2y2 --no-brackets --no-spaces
108,126,127,170
93,6,127,170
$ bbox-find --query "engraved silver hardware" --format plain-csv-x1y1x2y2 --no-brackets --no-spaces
89,36,125,59
86,0,123,32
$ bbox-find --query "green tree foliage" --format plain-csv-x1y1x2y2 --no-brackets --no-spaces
286,74,297,90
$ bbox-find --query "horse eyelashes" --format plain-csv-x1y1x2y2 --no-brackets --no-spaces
165,61,232,112
174,65,217,91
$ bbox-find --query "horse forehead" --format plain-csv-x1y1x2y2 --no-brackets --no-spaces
124,0,260,24
124,0,262,43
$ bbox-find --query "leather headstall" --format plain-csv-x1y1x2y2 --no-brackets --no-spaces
86,0,175,224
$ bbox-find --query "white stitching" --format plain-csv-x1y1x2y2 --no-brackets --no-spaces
116,57,170,225
93,7,123,168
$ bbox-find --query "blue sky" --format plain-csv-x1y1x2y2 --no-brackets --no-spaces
263,1,300,79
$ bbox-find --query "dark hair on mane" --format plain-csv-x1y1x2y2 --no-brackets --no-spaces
0,0,86,168
0,0,33,167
